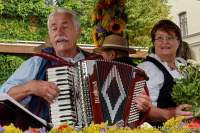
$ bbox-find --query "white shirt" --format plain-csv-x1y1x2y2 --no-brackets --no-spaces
0,52,85,106
137,54,185,106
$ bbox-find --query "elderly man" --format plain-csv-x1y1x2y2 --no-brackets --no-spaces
0,8,100,124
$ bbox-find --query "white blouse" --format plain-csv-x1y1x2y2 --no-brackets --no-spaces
137,54,185,106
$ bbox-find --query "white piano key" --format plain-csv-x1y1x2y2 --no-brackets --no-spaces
51,111,75,117
51,107,73,112
52,99,72,105
59,90,71,95
50,105,73,111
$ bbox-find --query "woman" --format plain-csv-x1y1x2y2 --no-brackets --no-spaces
137,19,192,126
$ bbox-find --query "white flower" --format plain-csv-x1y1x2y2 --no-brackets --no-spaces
140,122,153,128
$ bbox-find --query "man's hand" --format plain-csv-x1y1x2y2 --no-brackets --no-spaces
8,80,59,103
26,80,59,103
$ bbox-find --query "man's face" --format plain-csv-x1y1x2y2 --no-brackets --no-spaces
48,13,80,57
101,49,117,61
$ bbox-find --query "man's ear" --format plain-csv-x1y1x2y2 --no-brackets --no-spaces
76,27,81,39
110,50,117,59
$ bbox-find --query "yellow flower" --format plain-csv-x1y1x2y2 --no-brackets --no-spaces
3,124,21,133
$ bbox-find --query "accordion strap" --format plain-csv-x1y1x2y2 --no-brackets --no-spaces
33,52,74,66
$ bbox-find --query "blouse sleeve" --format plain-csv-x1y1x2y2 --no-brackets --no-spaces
137,61,164,106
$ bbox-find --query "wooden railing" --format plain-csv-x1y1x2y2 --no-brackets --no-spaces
0,41,148,58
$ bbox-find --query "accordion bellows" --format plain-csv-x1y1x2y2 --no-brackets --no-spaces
47,60,148,128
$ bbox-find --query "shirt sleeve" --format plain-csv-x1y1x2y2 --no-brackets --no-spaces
0,56,43,106
137,61,164,106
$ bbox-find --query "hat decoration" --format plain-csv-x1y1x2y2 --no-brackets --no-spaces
92,0,128,47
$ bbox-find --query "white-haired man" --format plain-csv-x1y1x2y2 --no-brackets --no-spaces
0,8,100,126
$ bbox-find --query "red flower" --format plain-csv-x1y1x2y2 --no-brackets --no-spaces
28,128,40,133
58,124,69,131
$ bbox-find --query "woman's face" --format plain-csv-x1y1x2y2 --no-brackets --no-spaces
154,30,180,58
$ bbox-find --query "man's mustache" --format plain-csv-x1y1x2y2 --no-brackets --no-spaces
55,36,69,42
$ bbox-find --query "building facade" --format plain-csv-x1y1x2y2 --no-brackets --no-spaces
168,0,200,61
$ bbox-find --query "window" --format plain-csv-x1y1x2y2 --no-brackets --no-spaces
179,12,188,37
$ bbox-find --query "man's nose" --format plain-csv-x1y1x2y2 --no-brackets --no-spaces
56,27,64,35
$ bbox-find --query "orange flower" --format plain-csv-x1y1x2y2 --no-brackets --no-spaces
28,128,40,133
119,0,127,5
92,28,99,47
58,123,69,131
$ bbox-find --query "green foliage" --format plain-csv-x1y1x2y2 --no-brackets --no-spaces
132,58,144,65
0,17,48,41
0,0,169,46
172,62,200,117
126,0,170,47
0,0,53,41
0,54,29,84
58,0,97,44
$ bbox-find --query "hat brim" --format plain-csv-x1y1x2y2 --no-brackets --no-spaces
94,45,136,54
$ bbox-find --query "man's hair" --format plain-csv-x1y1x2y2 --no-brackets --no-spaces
47,8,81,32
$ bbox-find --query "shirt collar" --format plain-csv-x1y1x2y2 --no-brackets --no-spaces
62,51,85,63
149,53,185,71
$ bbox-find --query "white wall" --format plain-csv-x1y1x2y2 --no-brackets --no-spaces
168,0,200,61
168,0,200,34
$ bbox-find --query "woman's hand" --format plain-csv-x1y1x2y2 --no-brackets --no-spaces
175,104,193,118
136,91,152,112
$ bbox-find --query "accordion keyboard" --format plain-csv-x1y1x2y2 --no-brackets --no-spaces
47,66,76,127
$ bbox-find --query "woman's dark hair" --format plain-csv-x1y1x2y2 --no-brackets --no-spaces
151,19,182,53
176,41,192,60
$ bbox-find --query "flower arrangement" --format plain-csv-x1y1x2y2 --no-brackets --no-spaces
1,117,200,133
92,0,128,47
172,59,200,117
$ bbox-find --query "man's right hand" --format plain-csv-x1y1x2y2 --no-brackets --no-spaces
27,80,59,103
8,80,59,103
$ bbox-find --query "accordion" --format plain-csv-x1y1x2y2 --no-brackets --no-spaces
47,60,149,128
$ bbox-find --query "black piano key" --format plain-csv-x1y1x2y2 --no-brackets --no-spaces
57,97,71,101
